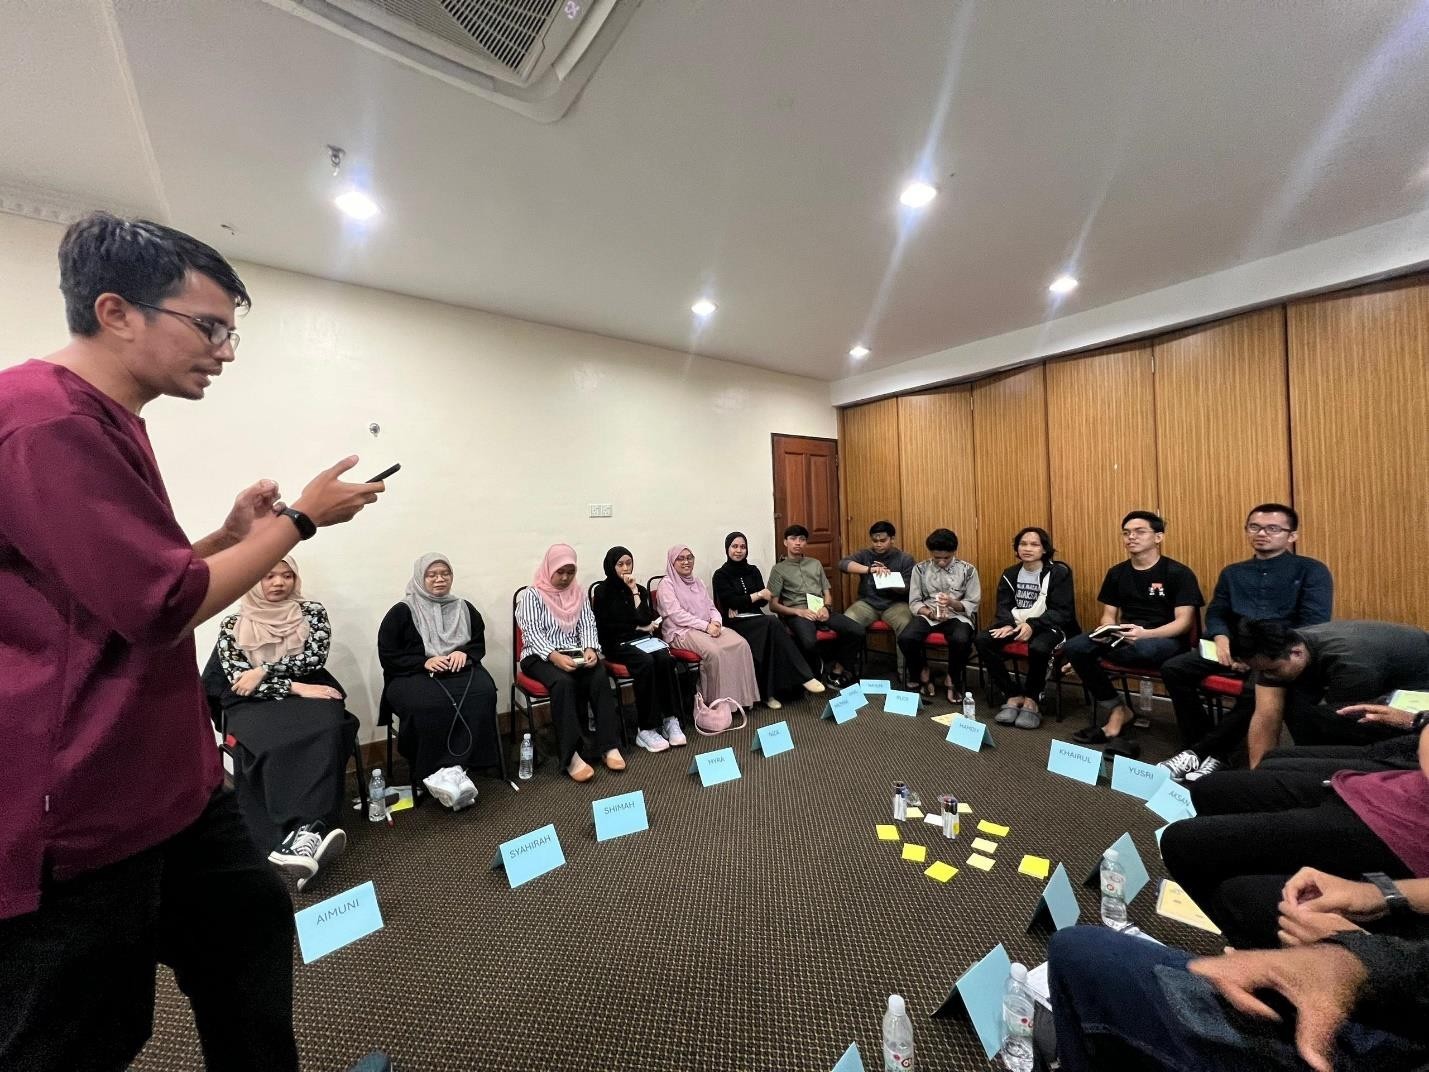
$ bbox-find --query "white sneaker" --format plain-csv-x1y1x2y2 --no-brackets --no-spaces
1184,756,1224,783
635,728,670,752
423,766,466,809
1157,749,1202,780
764,696,783,710
452,770,479,811
662,717,688,747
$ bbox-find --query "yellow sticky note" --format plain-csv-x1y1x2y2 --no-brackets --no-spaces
958,803,973,814
967,853,996,871
924,861,957,883
931,713,955,726
906,807,924,820
389,797,415,814
1157,880,1222,934
1018,855,1051,879
977,820,1010,837
901,843,928,863
876,824,900,841
971,837,999,854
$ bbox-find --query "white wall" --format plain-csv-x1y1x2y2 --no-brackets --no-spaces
0,212,837,740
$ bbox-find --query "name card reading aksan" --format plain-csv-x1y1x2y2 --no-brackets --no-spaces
592,790,649,842
490,823,567,888
295,881,384,963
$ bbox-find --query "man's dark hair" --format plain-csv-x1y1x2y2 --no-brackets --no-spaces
1231,620,1303,662
1012,526,1055,562
59,212,250,336
869,520,895,539
926,528,958,553
1120,510,1165,534
783,524,810,540
1247,503,1299,532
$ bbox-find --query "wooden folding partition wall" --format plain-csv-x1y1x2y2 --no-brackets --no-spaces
837,274,1429,629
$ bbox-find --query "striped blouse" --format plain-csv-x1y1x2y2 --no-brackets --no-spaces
516,587,601,662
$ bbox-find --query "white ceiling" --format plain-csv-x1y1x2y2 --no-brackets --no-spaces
5,0,1429,383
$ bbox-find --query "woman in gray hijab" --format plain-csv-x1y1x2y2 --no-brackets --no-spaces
378,553,499,809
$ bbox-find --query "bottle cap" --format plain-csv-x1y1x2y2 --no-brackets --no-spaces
1010,962,1028,981
887,994,906,1015
372,767,384,779
1104,848,1120,862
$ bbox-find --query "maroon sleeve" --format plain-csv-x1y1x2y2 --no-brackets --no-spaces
0,416,210,646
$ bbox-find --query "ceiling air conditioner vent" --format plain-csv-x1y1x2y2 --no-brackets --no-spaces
260,0,642,122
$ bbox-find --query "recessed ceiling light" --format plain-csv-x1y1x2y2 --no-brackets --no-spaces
849,344,870,359
691,297,717,317
898,181,938,209
334,190,380,220
1048,274,1079,295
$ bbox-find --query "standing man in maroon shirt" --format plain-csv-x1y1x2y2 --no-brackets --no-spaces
0,213,385,1071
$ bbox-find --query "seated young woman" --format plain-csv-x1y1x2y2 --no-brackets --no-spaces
974,526,1079,730
516,544,624,782
711,530,825,710
212,556,355,890
377,553,499,809
656,544,761,711
591,545,687,752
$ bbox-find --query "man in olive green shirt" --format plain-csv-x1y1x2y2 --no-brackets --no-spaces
768,524,865,687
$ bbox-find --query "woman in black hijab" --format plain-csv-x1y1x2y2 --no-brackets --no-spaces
590,546,687,752
711,531,826,709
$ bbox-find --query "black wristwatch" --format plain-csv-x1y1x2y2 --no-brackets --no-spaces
278,507,316,541
1363,871,1410,915
1412,710,1429,734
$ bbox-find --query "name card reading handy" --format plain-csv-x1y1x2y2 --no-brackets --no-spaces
510,833,554,857
315,897,363,926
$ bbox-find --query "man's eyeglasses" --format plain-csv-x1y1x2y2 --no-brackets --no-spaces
1245,524,1290,535
130,300,240,351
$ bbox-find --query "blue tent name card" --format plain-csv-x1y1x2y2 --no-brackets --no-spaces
1111,755,1171,800
490,823,567,888
295,881,384,964
821,692,862,723
883,689,920,716
946,715,995,752
1047,739,1102,785
1026,863,1080,935
1146,779,1196,822
831,1041,864,1072
859,678,892,695
688,747,742,786
592,790,649,842
752,720,794,757
1081,832,1150,903
931,943,1012,1058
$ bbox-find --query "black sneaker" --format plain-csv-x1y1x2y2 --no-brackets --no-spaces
268,826,319,884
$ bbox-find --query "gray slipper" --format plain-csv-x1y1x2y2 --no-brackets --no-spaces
1013,708,1042,730
994,705,1020,725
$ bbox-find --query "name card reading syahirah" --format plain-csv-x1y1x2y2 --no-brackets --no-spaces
490,823,567,888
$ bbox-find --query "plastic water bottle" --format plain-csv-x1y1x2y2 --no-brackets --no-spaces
962,691,976,721
1139,676,1154,714
518,733,534,781
882,993,914,1071
367,768,386,823
1100,847,1128,928
998,963,1035,1072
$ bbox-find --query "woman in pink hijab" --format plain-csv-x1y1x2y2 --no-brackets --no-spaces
655,544,760,710
515,543,624,782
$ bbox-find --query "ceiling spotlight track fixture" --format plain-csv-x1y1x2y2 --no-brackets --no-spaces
327,144,345,176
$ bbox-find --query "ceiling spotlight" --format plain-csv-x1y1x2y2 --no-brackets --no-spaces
691,297,718,318
898,181,938,209
334,190,380,220
849,344,870,359
1048,274,1079,295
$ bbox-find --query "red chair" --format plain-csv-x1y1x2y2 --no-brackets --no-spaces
647,575,708,669
1201,673,1245,727
587,580,641,747
1097,614,1202,720
510,586,553,762
979,636,1068,720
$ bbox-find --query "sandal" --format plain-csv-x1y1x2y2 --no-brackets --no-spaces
1071,725,1109,745
945,674,958,704
918,676,936,699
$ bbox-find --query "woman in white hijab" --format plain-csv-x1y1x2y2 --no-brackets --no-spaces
378,553,499,809
210,556,355,890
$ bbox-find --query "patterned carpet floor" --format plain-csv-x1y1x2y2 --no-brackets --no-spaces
133,678,1220,1072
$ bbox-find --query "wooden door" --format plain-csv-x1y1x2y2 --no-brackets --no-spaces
771,433,841,599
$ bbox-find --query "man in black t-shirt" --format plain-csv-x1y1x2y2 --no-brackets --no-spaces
1068,511,1204,755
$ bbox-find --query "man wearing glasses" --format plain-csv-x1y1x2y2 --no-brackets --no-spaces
1067,510,1204,756
1159,504,1334,782
0,213,385,1071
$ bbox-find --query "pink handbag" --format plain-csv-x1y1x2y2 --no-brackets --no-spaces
692,692,748,736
